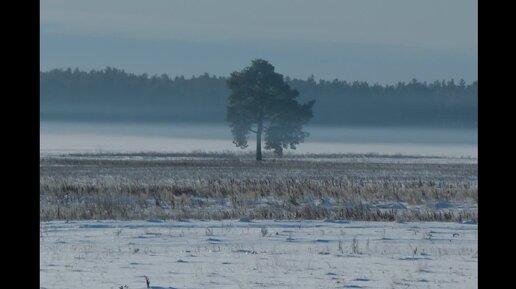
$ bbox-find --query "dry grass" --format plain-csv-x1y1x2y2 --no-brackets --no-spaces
40,153,477,221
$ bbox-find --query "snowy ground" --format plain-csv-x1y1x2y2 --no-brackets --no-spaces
40,219,477,289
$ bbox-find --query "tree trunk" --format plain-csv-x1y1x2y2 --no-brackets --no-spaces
256,111,263,161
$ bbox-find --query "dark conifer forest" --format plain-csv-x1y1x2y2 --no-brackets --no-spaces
41,67,477,127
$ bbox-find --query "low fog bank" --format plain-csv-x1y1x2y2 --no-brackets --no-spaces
40,121,477,158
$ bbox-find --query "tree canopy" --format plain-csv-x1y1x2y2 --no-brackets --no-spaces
226,59,315,160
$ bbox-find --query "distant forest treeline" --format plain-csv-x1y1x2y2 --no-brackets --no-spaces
41,67,477,127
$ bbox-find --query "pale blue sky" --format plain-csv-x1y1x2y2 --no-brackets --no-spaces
41,0,477,84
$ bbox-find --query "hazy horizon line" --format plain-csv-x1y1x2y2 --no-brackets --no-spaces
40,66,478,86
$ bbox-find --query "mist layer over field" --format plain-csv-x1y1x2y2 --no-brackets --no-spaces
40,121,477,157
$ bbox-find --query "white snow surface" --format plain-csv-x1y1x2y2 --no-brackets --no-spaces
40,220,477,289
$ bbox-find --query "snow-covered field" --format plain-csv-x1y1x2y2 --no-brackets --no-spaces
40,219,477,289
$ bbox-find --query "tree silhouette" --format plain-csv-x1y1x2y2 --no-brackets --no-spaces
226,59,315,160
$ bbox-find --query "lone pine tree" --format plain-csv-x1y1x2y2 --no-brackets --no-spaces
226,59,315,161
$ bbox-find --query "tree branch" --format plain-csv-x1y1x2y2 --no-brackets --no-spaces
248,128,257,133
